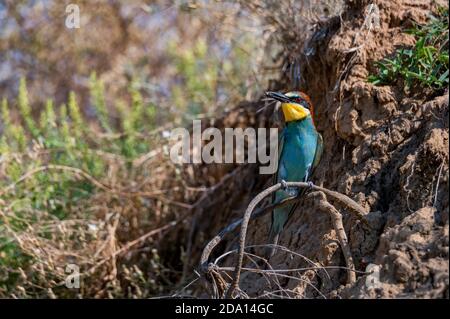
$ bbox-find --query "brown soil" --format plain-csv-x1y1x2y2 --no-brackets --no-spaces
181,0,448,298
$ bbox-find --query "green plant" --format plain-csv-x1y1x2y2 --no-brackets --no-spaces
90,72,112,133
0,76,160,297
369,8,449,90
18,78,39,138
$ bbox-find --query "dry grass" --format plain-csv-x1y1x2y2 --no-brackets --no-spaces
0,137,188,298
0,0,346,298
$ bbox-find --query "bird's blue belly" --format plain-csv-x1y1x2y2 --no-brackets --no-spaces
276,120,318,197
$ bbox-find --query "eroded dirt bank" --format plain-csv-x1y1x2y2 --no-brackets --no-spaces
180,0,448,298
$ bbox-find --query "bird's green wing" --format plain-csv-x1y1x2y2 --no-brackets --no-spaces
271,131,284,203
312,133,323,171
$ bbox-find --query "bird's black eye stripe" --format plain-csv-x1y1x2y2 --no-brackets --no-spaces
300,100,310,109
288,96,310,109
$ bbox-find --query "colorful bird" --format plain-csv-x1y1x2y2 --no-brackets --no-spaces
265,91,323,258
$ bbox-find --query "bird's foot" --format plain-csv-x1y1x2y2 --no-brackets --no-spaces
307,181,314,190
280,179,288,190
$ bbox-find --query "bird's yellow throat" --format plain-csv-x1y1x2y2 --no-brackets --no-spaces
281,103,309,122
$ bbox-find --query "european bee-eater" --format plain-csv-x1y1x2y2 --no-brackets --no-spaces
265,91,323,257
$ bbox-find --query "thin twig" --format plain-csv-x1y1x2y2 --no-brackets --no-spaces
0,164,169,199
311,191,356,284
200,196,301,271
433,161,444,208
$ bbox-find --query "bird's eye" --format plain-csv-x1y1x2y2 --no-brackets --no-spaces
290,96,309,109
299,100,310,109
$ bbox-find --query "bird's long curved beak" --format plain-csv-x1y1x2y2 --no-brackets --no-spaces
265,91,291,103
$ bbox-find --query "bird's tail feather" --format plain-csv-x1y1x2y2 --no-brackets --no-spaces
264,203,290,262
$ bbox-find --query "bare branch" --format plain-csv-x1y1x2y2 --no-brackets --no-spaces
198,180,368,298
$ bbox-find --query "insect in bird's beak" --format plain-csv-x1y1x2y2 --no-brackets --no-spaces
265,91,291,103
